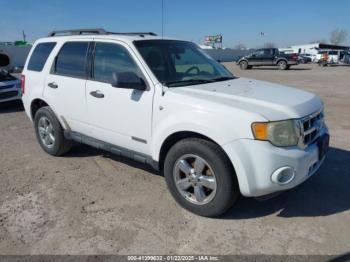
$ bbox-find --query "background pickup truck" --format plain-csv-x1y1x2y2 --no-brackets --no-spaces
237,48,298,70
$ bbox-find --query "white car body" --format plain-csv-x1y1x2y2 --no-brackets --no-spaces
315,50,341,63
22,33,329,198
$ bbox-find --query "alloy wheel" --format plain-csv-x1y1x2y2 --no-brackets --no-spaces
173,154,217,205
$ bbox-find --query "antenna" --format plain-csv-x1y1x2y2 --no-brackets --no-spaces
161,0,164,38
22,30,26,42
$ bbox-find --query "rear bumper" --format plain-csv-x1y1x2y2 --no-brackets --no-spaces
222,129,329,197
0,86,21,103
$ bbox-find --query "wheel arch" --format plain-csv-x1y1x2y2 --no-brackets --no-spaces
276,58,288,65
157,131,236,175
30,98,49,120
30,98,69,130
239,59,249,64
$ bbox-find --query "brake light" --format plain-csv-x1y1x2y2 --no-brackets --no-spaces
20,75,25,95
292,53,298,61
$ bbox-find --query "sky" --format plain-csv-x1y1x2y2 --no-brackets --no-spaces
0,0,349,48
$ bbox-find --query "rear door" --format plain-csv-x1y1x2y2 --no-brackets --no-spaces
265,49,275,65
85,40,154,155
43,40,91,134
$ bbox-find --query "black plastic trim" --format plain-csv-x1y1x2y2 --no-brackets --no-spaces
64,131,159,170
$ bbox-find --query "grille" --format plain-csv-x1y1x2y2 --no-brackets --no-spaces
300,110,324,147
0,91,19,100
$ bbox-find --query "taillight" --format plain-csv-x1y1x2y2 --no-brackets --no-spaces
20,75,25,95
292,54,298,61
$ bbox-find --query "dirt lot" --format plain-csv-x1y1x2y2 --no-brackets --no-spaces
0,63,349,255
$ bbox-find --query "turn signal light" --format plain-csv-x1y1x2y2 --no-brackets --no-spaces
251,122,268,140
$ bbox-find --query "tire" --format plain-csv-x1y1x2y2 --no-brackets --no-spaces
163,138,239,217
34,106,73,156
278,60,288,70
239,61,249,70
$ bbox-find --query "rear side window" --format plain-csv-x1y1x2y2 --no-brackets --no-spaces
27,42,56,72
54,42,89,78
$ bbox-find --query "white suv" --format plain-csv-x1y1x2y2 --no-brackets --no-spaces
22,29,329,217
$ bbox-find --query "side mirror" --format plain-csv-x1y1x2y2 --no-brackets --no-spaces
112,72,147,90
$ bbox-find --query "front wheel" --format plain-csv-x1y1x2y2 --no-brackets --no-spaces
163,138,239,217
239,61,249,70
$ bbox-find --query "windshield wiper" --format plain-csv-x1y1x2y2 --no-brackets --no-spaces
210,76,236,82
164,79,214,87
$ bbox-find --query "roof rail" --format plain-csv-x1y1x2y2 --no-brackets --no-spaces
48,28,107,37
107,32,157,36
48,28,157,37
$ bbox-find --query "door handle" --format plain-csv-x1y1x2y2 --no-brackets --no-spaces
48,82,58,89
90,90,104,98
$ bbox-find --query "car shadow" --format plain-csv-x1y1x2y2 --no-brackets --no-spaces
0,100,24,113
66,144,160,175
221,147,350,219
328,252,350,262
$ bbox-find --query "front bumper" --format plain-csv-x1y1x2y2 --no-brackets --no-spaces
222,130,329,197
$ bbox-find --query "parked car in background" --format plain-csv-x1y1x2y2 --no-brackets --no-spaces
340,51,350,64
0,69,21,103
315,50,343,64
237,48,298,70
315,51,326,63
316,50,347,66
299,53,316,62
298,55,312,64
22,29,329,217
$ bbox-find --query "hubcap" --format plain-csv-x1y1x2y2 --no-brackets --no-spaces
38,116,55,149
173,154,217,205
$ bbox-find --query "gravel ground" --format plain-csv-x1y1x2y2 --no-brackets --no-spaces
0,63,349,255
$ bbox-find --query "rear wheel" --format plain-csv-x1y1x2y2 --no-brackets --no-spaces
163,138,239,217
34,106,73,156
278,60,288,70
239,61,249,70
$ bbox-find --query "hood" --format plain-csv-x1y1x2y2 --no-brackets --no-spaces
169,78,322,121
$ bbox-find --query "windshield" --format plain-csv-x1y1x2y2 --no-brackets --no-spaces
134,40,234,87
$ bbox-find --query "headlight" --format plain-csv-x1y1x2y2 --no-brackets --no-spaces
252,120,299,147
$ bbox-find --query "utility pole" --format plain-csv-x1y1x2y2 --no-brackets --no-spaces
161,0,164,38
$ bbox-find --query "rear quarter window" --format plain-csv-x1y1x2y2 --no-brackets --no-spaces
27,42,56,72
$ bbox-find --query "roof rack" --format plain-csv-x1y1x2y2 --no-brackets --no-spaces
48,28,157,37
107,32,157,36
48,28,107,37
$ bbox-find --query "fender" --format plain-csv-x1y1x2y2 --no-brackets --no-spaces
150,109,253,162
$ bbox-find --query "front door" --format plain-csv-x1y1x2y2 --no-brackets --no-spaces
85,41,154,155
